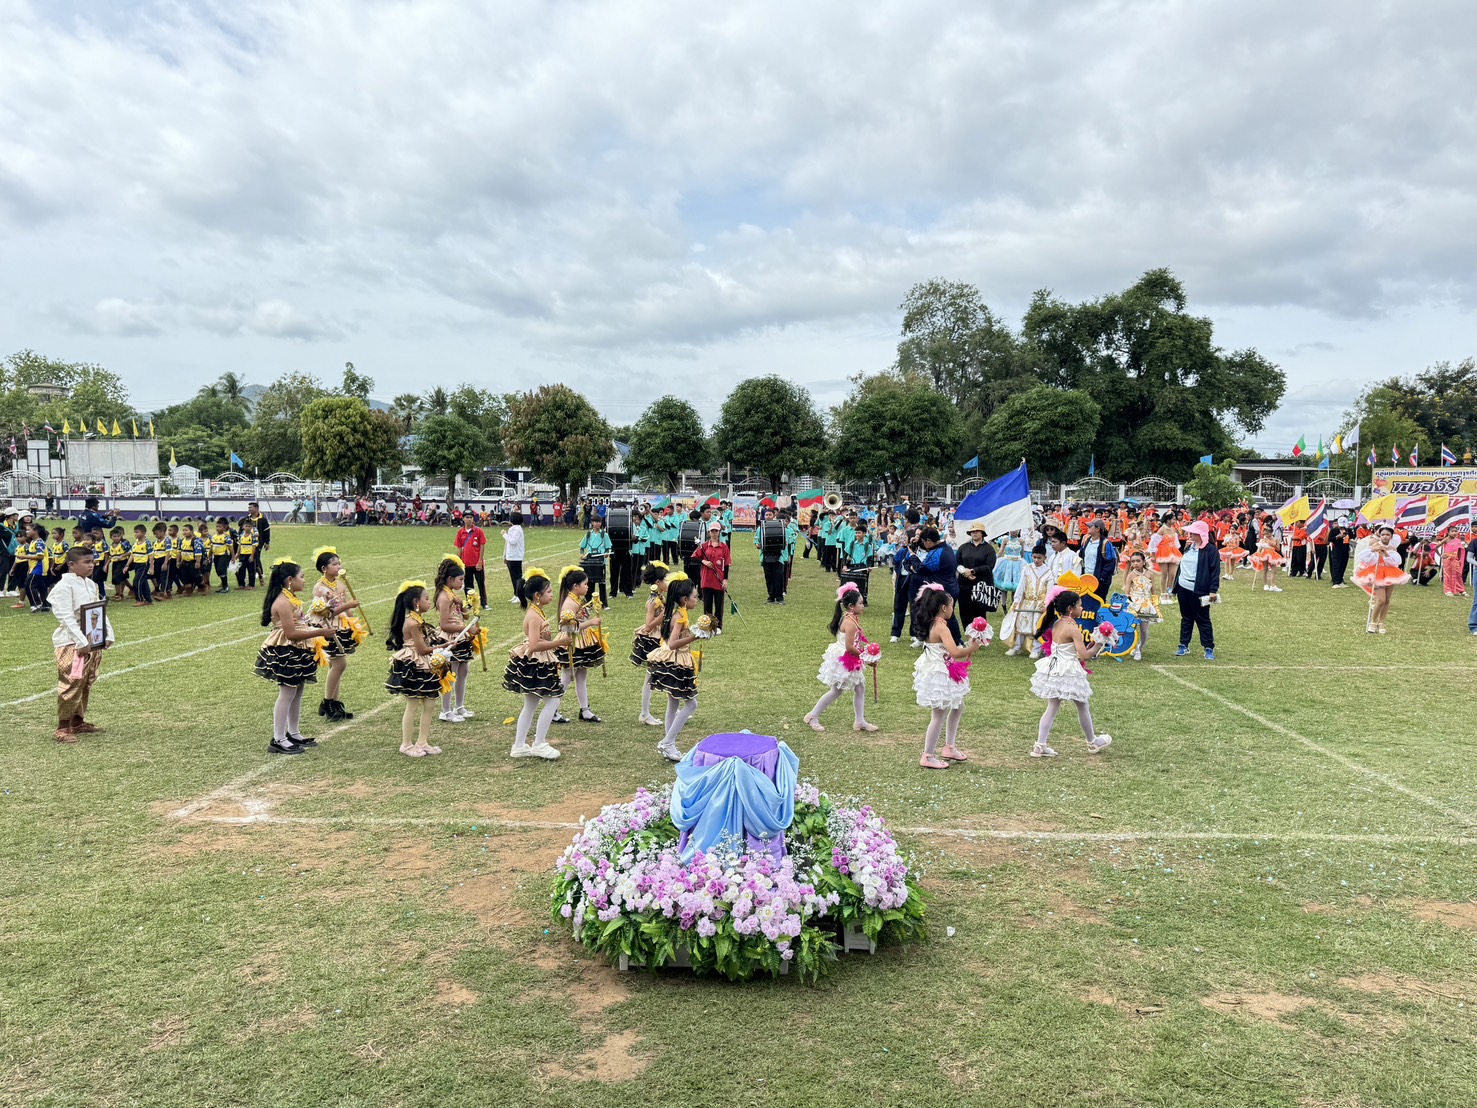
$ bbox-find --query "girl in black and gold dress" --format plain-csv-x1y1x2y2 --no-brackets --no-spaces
631,560,668,728
502,568,570,760
557,566,606,724
644,573,702,763
256,559,331,756
385,581,444,758
311,547,365,722
434,555,476,723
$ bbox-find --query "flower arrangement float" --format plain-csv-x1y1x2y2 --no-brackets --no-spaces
551,733,927,981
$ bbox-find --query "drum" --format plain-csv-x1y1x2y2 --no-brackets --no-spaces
839,568,871,599
606,507,631,546
760,520,785,555
580,555,607,582
678,519,703,561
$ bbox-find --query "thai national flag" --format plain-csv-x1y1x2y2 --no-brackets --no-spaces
1431,499,1471,534
1409,444,1419,467
1442,444,1457,466
1367,446,1377,467
1396,496,1428,528
1304,499,1328,539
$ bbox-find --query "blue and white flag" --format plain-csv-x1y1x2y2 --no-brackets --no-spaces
954,463,1033,540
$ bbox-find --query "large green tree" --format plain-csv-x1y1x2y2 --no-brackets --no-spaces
448,386,508,470
895,279,1032,426
414,415,492,510
713,376,828,493
1342,357,1477,462
339,361,374,402
502,385,613,501
1023,268,1284,479
243,372,326,475
830,373,962,496
154,394,250,437
979,386,1100,482
300,396,392,492
625,396,707,491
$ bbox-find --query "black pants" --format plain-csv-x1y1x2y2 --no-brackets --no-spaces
891,571,912,638
1329,545,1349,586
506,560,525,608
586,569,608,608
132,564,153,603
1290,546,1307,577
702,586,725,629
467,565,486,602
1175,586,1214,650
610,546,633,597
236,557,258,587
0,551,11,591
1311,546,1327,579
213,555,231,588
762,558,786,601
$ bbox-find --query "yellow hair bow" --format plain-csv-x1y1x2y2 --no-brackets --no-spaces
398,579,428,594
311,546,338,562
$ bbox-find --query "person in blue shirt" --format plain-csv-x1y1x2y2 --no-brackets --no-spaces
579,516,613,607
903,525,961,642
77,496,117,537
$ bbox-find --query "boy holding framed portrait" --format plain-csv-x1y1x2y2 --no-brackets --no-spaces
48,545,116,743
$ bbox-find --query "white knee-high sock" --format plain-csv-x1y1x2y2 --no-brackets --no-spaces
664,698,696,749
1074,700,1097,742
273,686,294,741
455,661,470,710
514,693,538,749
535,697,559,743
288,685,304,734
810,686,842,719
1037,699,1062,745
945,706,963,748
924,708,945,756
574,668,590,710
641,675,653,719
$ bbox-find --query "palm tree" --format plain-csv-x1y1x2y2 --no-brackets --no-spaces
215,372,248,408
392,393,424,432
424,387,449,417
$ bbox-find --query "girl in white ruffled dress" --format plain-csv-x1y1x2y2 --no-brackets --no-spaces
1030,589,1112,758
804,581,876,733
911,584,980,770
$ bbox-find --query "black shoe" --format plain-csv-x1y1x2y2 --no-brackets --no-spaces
318,700,330,717
288,733,318,748
552,712,570,724
334,701,354,720
579,709,603,723
216,586,229,594
267,737,305,755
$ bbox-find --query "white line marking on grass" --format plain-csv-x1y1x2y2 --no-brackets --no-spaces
1176,664,1477,672
899,826,1477,847
166,698,402,820
1152,665,1476,827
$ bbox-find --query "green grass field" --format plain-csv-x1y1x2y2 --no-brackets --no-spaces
4,524,1476,1107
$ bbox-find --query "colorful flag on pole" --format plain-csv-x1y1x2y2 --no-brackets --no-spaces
148,420,155,437
230,451,244,468
953,463,1035,539
132,419,139,438
1409,443,1420,467
1318,455,1330,470
1088,455,1095,476
61,419,71,435
1441,444,1456,466
169,447,178,470
1199,454,1213,465
1396,496,1428,528
1430,498,1471,534
1391,444,1402,464
1277,495,1311,526
1305,499,1329,538
96,418,106,435
1360,494,1396,522
111,419,121,436
1344,425,1360,448
1330,435,1342,455
1291,436,1306,458
1367,445,1376,467
962,456,979,470
1315,437,1325,460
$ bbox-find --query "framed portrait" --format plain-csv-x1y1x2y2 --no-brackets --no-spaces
79,600,109,649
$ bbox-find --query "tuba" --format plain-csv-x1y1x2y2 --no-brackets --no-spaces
823,492,843,512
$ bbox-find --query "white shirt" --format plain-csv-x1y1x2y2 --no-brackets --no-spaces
1045,547,1080,584
503,524,525,561
49,572,116,650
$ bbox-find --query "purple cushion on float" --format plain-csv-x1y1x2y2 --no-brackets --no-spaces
692,733,779,781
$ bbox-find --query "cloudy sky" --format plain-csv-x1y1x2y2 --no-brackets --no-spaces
3,0,1473,452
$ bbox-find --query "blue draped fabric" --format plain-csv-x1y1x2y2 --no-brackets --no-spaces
670,738,799,862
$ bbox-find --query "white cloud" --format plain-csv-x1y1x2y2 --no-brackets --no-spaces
1,0,1474,449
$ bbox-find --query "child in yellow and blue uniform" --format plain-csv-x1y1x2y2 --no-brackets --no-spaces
107,527,131,600
236,523,260,588
129,524,153,605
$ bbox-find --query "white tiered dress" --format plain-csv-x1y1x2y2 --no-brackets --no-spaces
1030,648,1093,703
913,643,970,710
817,632,866,691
